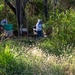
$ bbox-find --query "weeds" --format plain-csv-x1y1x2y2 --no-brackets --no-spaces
0,39,75,75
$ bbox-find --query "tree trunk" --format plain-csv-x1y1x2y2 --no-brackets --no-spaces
16,0,21,37
5,0,28,36
44,0,48,20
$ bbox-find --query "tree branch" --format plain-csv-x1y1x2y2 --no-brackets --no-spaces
5,0,16,15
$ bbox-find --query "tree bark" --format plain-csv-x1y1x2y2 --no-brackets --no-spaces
44,0,48,20
16,0,21,36
5,0,28,36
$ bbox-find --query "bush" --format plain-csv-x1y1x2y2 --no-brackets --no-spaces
39,38,74,56
0,39,75,75
45,9,75,45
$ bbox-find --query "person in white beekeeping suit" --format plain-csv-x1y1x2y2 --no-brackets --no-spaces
1,18,8,26
36,19,44,37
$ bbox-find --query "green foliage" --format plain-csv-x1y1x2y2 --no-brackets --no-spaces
0,42,32,75
0,44,15,75
0,39,75,75
45,9,75,44
0,3,4,21
39,38,74,56
39,9,75,55
0,4,4,11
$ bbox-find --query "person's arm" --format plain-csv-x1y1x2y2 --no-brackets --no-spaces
5,19,8,24
36,23,38,31
1,20,4,25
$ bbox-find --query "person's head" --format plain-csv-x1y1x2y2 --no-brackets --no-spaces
37,19,42,24
3,18,8,24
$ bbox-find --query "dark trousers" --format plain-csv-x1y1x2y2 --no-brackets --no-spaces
36,30,43,37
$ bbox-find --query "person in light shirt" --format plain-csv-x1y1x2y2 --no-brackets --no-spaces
36,19,43,37
1,18,8,26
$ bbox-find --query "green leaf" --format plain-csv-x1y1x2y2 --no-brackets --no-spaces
0,4,4,10
4,44,10,54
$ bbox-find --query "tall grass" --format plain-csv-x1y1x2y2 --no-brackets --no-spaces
0,39,75,75
39,38,74,56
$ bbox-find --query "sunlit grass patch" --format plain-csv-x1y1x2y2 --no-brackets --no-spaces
0,39,75,75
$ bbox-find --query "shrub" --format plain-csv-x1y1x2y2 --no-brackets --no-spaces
45,9,75,45
0,39,75,75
